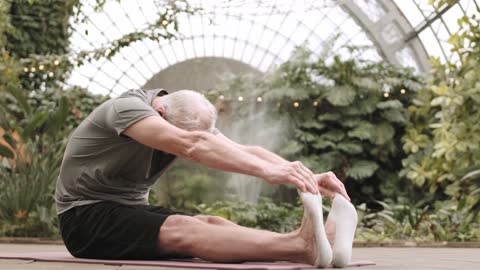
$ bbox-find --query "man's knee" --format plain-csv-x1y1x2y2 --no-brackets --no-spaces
194,214,229,225
158,215,201,254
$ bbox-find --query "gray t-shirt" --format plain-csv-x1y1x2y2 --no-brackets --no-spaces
55,89,176,215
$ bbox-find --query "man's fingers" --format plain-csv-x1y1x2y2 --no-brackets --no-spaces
318,186,334,200
299,165,318,193
295,167,318,194
292,171,317,194
330,174,350,201
321,172,351,201
290,175,306,192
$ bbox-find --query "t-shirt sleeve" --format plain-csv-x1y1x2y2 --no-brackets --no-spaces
106,97,159,135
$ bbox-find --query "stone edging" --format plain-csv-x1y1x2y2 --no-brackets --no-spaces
353,240,480,248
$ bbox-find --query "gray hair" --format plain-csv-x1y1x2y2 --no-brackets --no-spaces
161,89,217,132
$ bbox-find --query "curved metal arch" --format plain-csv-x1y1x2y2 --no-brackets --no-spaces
339,0,430,72
78,34,283,96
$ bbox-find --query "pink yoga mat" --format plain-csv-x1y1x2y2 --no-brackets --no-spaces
0,251,375,269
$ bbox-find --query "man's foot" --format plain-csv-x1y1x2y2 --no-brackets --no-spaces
298,192,332,268
325,193,358,268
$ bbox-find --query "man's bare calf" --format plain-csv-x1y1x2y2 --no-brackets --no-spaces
157,213,319,264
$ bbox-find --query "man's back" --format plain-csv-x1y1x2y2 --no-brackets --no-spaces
55,89,176,215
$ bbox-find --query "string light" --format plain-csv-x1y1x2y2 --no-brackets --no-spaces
162,20,168,26
313,101,318,106
238,96,244,101
23,67,28,72
31,67,36,72
400,89,406,94
293,101,299,107
39,65,44,70
105,49,112,55
54,60,60,66
219,95,224,100
383,92,389,98
257,97,262,102
48,72,54,77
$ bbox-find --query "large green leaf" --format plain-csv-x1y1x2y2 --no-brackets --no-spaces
320,130,345,142
336,141,363,154
347,122,375,141
377,100,403,110
346,160,379,180
317,113,341,122
316,151,341,172
325,85,356,106
374,122,395,145
300,120,326,130
381,109,407,123
312,139,335,150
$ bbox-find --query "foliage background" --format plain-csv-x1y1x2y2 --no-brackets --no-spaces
0,0,478,241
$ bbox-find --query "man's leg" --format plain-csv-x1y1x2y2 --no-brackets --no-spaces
157,213,318,264
193,215,240,227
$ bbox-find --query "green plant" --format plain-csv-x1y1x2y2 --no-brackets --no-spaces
356,198,480,242
195,197,303,233
211,46,423,204
0,141,63,237
401,3,480,205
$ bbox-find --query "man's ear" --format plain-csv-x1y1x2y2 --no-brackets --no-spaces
157,107,167,119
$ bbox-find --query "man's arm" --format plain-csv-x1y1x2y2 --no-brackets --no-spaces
216,133,351,201
215,133,288,164
123,115,318,193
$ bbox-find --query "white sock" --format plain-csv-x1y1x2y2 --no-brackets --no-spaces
327,193,358,268
299,192,332,268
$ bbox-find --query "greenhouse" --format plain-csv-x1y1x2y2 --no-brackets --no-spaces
0,0,479,269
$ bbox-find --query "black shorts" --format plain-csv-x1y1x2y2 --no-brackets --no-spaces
58,201,191,260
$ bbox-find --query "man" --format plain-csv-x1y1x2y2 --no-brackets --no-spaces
55,88,352,267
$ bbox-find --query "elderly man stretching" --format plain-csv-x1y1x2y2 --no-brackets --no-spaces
55,88,354,267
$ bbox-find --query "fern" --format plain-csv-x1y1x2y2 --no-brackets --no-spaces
347,122,376,141
336,141,363,154
374,122,395,145
377,100,404,110
312,139,335,150
346,160,379,180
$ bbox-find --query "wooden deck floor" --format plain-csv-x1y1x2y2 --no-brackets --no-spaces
0,244,478,270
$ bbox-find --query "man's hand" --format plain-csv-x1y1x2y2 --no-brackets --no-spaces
262,161,319,194
315,171,351,201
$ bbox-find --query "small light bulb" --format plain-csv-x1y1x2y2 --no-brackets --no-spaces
105,49,112,55
48,72,54,77
39,65,44,70
257,97,262,102
219,95,224,100
238,96,243,101
162,20,168,26
293,101,299,107
31,67,36,72
384,92,389,98
54,60,60,65
313,101,318,106
23,67,29,72
400,89,406,94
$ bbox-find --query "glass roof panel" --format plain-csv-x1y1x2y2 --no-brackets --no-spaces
394,0,480,64
67,0,476,96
